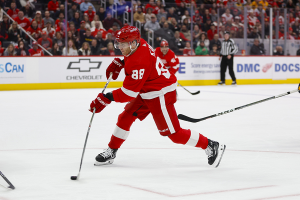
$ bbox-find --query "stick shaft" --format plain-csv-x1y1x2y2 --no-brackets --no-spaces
0,171,15,189
77,73,113,177
177,82,200,95
179,88,299,123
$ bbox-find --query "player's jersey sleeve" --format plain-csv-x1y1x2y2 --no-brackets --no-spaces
167,52,180,74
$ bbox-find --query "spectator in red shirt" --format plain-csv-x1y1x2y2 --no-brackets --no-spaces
145,0,159,15
26,20,42,40
207,24,217,40
48,0,59,13
183,41,194,56
42,21,56,39
107,22,119,40
91,21,106,38
14,11,31,30
84,6,95,22
7,2,19,19
29,41,44,56
38,31,53,51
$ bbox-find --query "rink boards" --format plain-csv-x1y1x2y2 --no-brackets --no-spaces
0,56,299,90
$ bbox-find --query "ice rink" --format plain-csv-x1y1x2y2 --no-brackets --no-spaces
1,84,300,200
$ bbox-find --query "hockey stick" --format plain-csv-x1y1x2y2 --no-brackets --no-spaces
178,83,300,123
71,73,113,180
177,82,200,95
0,171,15,189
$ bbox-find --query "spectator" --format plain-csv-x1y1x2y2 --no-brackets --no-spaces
259,0,269,10
80,0,95,12
53,32,64,50
91,21,106,37
38,31,53,51
78,42,91,55
292,20,300,36
134,6,145,23
247,10,257,30
68,22,78,40
183,42,194,56
96,7,106,22
81,28,94,46
174,31,184,54
3,43,16,56
1,15,11,36
145,0,159,15
7,2,19,19
169,18,180,33
207,24,217,40
222,9,233,24
103,13,122,31
297,47,300,55
273,46,284,56
33,11,44,29
167,7,178,22
83,14,91,29
54,4,65,20
159,16,167,28
250,38,265,55
20,0,35,9
71,12,81,29
248,27,261,38
198,33,209,49
202,18,212,32
67,31,76,48
102,41,122,56
91,15,103,29
209,44,220,55
196,41,209,55
43,11,55,28
107,22,119,40
232,16,243,30
279,27,295,40
0,24,6,42
154,22,175,47
145,7,153,22
176,2,187,17
202,9,211,24
47,42,62,56
156,7,166,22
211,9,218,23
95,31,106,51
144,14,160,32
68,3,81,21
209,34,221,51
193,10,203,27
63,39,78,56
90,39,100,55
180,24,191,41
182,18,191,30
42,21,56,39
193,24,201,44
235,26,244,38
48,0,59,13
29,41,44,56
8,22,23,43
84,6,95,22
14,11,31,30
55,22,66,38
181,10,190,23
55,12,66,28
0,41,4,56
16,40,29,56
251,0,261,8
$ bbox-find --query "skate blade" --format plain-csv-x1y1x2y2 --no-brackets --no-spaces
94,159,114,166
213,144,226,168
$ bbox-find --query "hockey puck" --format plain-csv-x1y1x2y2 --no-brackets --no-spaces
70,176,77,180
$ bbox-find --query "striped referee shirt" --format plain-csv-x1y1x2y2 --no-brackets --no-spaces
220,38,238,56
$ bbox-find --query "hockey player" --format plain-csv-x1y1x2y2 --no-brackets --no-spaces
155,40,180,75
89,25,226,167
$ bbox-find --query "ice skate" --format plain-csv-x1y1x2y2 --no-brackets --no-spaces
94,147,118,166
218,81,225,86
205,139,226,167
231,81,237,86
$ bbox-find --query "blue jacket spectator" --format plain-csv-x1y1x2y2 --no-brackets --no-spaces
80,0,95,12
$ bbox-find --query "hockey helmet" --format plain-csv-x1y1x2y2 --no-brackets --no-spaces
115,25,140,49
160,39,169,47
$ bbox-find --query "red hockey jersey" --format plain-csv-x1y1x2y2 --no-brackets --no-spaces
155,47,180,75
29,48,44,56
112,39,177,103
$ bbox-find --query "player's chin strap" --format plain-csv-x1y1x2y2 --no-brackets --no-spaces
126,41,140,57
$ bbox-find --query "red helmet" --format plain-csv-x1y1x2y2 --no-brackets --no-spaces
115,25,140,44
160,40,169,47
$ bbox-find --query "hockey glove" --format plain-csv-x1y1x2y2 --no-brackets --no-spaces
89,93,111,113
106,58,124,80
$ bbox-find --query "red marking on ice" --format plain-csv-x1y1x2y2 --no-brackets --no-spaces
117,184,276,197
251,193,300,200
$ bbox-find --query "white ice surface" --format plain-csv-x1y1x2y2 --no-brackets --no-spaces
1,84,300,200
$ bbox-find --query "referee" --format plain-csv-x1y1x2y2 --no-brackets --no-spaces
218,31,238,85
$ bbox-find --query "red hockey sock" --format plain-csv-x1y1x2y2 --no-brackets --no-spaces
108,135,125,149
168,129,208,150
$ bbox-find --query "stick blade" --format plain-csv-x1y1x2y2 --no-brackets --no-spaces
178,114,200,123
191,91,200,95
70,176,78,180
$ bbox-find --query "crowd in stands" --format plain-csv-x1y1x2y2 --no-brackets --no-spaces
1,0,300,56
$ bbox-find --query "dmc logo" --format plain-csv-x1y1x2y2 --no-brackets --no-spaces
67,59,101,72
262,63,273,73
275,64,300,72
237,64,260,72
178,62,186,74
0,63,24,73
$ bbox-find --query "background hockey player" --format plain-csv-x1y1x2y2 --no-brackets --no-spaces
155,40,180,75
89,25,226,168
